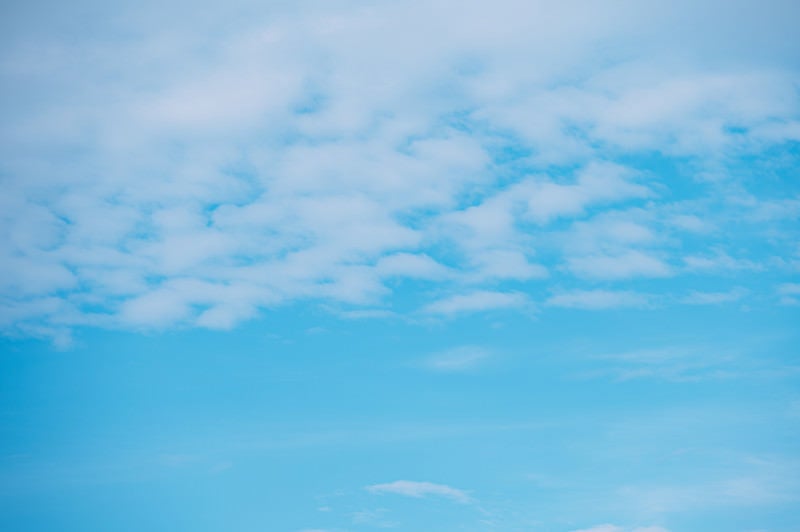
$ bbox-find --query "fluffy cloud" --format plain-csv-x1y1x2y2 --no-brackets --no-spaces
1,0,798,339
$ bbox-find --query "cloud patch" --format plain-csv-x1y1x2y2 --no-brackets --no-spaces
420,345,492,372
566,251,673,280
421,291,528,316
547,289,652,310
366,480,472,504
569,526,669,532
0,0,797,340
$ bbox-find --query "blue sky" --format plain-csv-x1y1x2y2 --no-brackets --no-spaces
1,0,799,530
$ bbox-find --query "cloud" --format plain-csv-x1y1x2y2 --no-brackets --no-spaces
683,252,762,273
366,480,472,504
777,283,800,305
667,213,712,233
570,527,624,532
336,309,398,320
778,283,800,296
420,345,491,372
375,253,451,280
569,527,669,532
466,249,548,282
558,208,657,254
524,162,651,224
566,251,673,280
582,345,750,383
681,287,747,305
0,0,798,340
617,473,798,515
547,289,652,310
351,508,396,528
421,291,528,316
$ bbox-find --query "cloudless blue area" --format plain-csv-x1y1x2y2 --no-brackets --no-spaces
2,301,799,530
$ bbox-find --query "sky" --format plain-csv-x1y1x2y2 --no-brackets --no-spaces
0,0,799,530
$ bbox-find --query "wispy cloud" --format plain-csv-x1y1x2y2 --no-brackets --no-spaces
420,345,492,372
566,251,673,280
569,526,669,532
351,508,396,528
777,283,800,305
366,480,472,504
616,471,799,515
585,344,800,383
683,252,762,273
421,291,528,316
681,287,747,305
336,309,398,320
547,289,652,310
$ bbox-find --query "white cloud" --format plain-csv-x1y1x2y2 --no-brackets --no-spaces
683,252,762,273
366,480,472,504
421,346,491,372
376,253,450,280
337,309,397,320
567,251,673,280
0,0,797,339
667,213,712,233
617,472,797,515
467,249,548,281
433,185,549,283
559,209,657,254
547,290,651,310
570,526,623,532
583,345,753,382
524,162,651,224
119,288,193,328
422,291,528,316
569,525,669,532
681,287,747,305
778,283,800,296
777,283,800,305
351,508,396,528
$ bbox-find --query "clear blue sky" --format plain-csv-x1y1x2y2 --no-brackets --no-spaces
1,1,799,531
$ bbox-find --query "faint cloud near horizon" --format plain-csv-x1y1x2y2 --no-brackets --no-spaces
569,526,670,532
